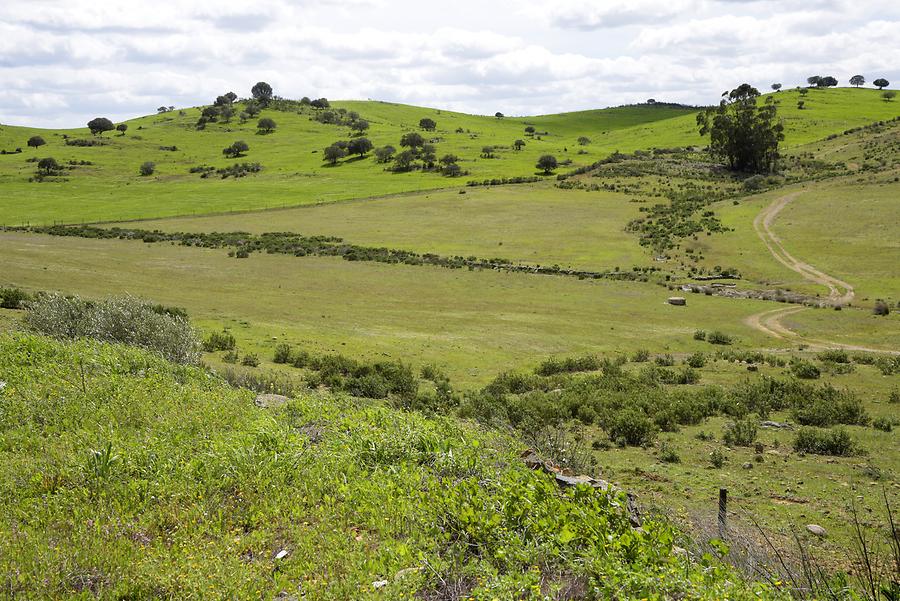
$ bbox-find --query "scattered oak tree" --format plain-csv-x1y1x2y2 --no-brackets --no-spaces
696,83,784,174
27,136,46,149
323,143,347,165
418,118,437,132
347,137,373,157
400,132,425,150
874,78,890,90
513,139,526,150
139,161,155,176
37,157,60,176
536,154,558,174
374,145,396,163
577,136,591,146
257,117,276,134
251,82,273,105
771,83,782,91
116,123,128,135
87,117,115,136
884,91,897,102
349,119,370,135
850,75,865,87
223,140,249,158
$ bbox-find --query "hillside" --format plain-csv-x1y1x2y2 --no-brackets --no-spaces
0,332,785,600
0,88,896,225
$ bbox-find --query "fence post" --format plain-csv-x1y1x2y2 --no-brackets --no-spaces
718,488,728,539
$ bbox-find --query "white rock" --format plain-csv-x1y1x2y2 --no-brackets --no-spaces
806,524,827,537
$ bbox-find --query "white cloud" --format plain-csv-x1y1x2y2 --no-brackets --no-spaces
0,0,897,127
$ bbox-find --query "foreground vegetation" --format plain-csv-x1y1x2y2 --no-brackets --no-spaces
0,332,794,599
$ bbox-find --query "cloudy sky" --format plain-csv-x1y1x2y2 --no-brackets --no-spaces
1,0,898,127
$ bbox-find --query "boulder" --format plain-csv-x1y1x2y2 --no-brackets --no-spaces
254,393,289,408
806,524,827,537
667,297,687,306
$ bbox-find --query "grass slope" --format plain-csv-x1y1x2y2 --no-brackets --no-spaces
0,332,783,599
1,88,896,225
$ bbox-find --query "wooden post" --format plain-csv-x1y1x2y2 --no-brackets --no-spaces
718,488,728,539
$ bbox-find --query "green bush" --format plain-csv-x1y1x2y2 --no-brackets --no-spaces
23,293,199,364
607,409,657,446
790,359,820,379
202,330,236,352
817,349,850,363
693,330,706,341
685,351,706,368
241,353,260,367
710,447,726,468
707,331,733,345
273,343,292,363
872,417,894,432
655,353,675,366
0,286,33,309
793,427,856,456
631,349,650,362
535,354,599,376
723,418,758,447
791,385,868,426
889,389,900,404
659,441,681,463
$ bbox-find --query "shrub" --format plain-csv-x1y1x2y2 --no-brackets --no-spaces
273,343,292,363
659,442,680,463
0,287,33,309
873,300,890,316
139,161,155,176
791,385,867,426
23,293,200,364
693,330,706,341
723,418,758,447
790,359,820,379
631,349,650,362
535,354,599,376
817,349,850,363
241,353,260,367
793,427,855,456
889,389,900,404
607,409,657,446
707,331,733,345
655,353,675,367
872,417,894,432
710,447,726,468
685,352,706,368
202,330,236,352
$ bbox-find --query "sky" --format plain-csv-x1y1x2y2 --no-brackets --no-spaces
1,0,898,128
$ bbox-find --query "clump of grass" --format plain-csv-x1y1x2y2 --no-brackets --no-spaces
707,331,733,345
202,329,236,352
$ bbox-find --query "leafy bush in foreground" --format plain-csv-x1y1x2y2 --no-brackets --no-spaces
23,293,200,364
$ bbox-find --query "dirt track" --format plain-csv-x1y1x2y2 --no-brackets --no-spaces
744,191,897,354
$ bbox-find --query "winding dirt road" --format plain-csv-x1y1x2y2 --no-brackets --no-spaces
744,191,896,354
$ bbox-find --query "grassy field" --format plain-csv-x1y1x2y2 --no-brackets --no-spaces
1,88,896,226
127,184,654,272
0,230,795,387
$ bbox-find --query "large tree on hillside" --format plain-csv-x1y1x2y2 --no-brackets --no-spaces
251,82,273,105
696,83,784,174
874,78,890,90
87,117,115,136
27,135,46,149
819,76,838,88
419,118,437,132
850,75,865,87
400,132,425,150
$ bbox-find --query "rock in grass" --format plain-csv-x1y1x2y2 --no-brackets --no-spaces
806,524,827,537
254,393,289,408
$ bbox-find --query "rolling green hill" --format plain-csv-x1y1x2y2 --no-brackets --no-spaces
0,88,895,225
